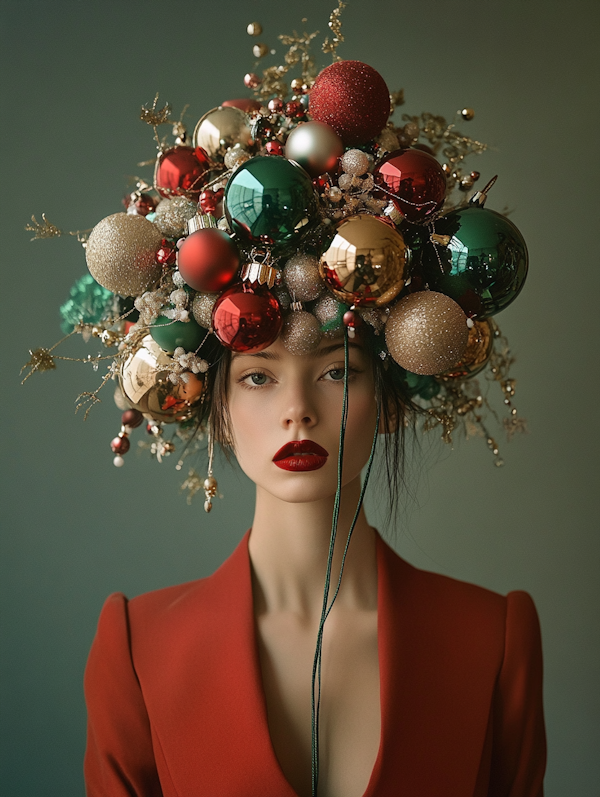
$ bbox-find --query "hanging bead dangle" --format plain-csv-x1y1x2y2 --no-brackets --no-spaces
203,424,218,512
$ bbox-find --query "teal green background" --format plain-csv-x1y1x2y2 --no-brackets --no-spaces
1,1,598,794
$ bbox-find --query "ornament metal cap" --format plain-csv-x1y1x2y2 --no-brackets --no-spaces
187,213,217,234
469,175,497,207
240,261,282,289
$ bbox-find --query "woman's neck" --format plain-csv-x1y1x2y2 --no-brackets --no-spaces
248,475,378,618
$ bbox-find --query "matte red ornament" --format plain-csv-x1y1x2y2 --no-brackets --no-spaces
156,239,177,266
212,283,282,353
374,148,447,223
177,229,240,293
110,435,130,454
309,60,390,146
155,146,209,199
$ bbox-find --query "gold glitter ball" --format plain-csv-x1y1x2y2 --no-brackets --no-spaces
85,213,163,296
283,254,324,302
281,311,322,355
192,292,219,328
385,291,469,375
154,197,198,237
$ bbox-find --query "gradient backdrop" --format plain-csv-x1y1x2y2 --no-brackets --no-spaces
1,1,599,794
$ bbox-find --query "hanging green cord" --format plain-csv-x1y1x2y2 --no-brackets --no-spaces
310,329,382,797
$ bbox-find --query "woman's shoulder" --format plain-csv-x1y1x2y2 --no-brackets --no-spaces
377,534,540,634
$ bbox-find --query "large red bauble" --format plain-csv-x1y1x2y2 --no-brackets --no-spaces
155,146,210,199
212,283,282,352
177,229,240,292
373,148,447,223
309,60,390,146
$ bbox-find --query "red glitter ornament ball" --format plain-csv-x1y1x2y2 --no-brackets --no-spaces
212,283,282,353
155,146,210,199
309,60,390,146
374,148,447,223
177,229,240,293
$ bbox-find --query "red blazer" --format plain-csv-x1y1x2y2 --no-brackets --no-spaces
84,533,546,796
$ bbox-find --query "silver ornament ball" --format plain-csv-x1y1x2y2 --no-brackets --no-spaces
283,253,324,302
284,121,343,178
281,311,323,355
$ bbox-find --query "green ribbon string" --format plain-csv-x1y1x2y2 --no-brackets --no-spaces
310,329,381,797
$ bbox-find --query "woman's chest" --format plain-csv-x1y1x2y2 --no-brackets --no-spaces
256,608,381,797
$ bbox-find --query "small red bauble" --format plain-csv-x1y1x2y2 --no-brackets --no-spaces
177,229,240,293
309,60,390,146
110,435,130,454
156,239,177,266
123,192,157,216
244,72,261,89
265,140,284,156
268,98,284,114
155,146,209,199
199,188,224,215
121,408,143,428
374,148,447,223
212,283,282,353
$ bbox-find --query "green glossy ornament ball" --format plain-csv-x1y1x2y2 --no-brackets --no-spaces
418,206,528,319
150,316,206,354
224,155,318,254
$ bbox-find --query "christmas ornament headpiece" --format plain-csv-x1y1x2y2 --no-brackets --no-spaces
22,5,528,508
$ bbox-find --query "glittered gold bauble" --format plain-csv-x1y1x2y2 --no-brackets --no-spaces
154,197,198,237
281,311,322,355
283,254,324,302
120,335,204,423
320,214,407,307
313,294,346,337
192,292,219,328
442,319,493,379
385,292,469,376
193,106,252,160
85,213,163,296
284,121,343,178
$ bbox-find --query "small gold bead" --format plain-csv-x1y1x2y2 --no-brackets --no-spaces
247,22,262,36
460,107,475,121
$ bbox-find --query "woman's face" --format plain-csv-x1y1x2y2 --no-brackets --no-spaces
227,336,378,505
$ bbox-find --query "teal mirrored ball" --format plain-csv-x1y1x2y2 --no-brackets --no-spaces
419,206,528,318
224,155,318,254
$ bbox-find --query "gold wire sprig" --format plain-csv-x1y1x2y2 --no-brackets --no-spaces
322,0,346,61
25,214,91,244
389,89,405,114
140,93,172,127
141,93,173,152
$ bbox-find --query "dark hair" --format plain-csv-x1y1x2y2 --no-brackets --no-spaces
202,327,421,523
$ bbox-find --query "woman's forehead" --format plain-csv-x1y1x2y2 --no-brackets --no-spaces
231,337,366,364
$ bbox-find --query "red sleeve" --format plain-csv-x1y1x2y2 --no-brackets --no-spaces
489,590,546,797
84,593,163,797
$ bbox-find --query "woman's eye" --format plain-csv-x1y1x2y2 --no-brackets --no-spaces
326,368,345,381
248,372,268,385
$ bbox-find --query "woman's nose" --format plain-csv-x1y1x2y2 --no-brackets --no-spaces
280,379,317,429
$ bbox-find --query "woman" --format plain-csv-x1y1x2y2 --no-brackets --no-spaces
83,328,546,797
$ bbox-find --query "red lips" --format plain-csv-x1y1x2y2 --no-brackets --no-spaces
272,439,329,471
